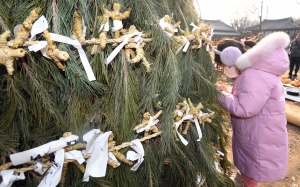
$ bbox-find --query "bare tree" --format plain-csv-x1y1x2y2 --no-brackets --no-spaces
293,17,300,25
248,1,264,32
230,15,253,34
229,6,258,36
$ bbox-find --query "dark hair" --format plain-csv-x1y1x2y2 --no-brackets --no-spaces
244,39,257,49
214,38,247,65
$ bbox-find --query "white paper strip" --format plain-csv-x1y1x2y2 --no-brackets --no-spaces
175,36,190,54
99,21,109,32
196,173,205,186
191,117,203,141
216,150,225,157
82,18,87,38
10,135,78,166
40,47,51,59
34,161,47,175
0,170,25,187
190,22,200,33
13,24,21,38
28,41,48,52
206,43,210,51
174,114,193,145
83,129,101,155
159,16,176,37
182,36,190,52
29,15,49,41
64,150,85,164
83,131,112,182
184,101,190,116
134,33,143,48
112,20,123,32
126,139,145,171
136,116,159,133
38,149,64,187
50,33,96,81
108,152,120,167
174,109,183,117
197,39,202,49
213,160,221,172
105,30,142,65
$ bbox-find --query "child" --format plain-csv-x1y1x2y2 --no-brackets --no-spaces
214,32,289,187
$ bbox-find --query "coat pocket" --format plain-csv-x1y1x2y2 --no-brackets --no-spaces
232,118,252,144
233,118,259,145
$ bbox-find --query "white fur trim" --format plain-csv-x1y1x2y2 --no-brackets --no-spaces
235,32,290,70
235,53,251,70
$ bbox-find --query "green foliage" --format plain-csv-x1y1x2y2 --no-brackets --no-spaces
0,0,233,186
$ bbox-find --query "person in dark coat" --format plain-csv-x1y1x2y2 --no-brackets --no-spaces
288,33,300,79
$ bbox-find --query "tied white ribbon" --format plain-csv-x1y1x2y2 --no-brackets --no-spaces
99,20,110,32
0,170,25,187
34,161,47,175
174,114,193,145
83,131,112,182
159,16,178,37
105,30,142,65
190,116,203,142
126,139,145,171
29,15,49,41
112,20,123,32
64,150,85,164
190,22,200,33
38,149,64,187
50,33,96,81
108,152,120,167
10,135,79,166
175,36,190,54
83,129,101,155
136,116,159,133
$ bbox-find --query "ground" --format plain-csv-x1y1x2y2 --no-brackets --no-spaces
227,123,300,187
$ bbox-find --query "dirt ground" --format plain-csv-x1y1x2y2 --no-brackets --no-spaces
227,123,300,187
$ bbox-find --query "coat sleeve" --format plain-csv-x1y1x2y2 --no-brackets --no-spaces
218,72,272,118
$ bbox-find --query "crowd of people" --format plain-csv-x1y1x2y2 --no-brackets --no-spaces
213,31,298,187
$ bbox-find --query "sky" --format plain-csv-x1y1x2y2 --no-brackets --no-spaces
194,0,300,25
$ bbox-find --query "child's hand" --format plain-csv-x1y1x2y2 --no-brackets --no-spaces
214,82,229,92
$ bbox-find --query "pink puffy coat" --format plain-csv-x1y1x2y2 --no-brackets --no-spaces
218,32,290,182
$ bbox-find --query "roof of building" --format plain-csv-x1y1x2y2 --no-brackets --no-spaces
202,19,240,36
246,17,300,31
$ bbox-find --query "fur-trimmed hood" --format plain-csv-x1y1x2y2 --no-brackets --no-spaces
235,32,290,76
